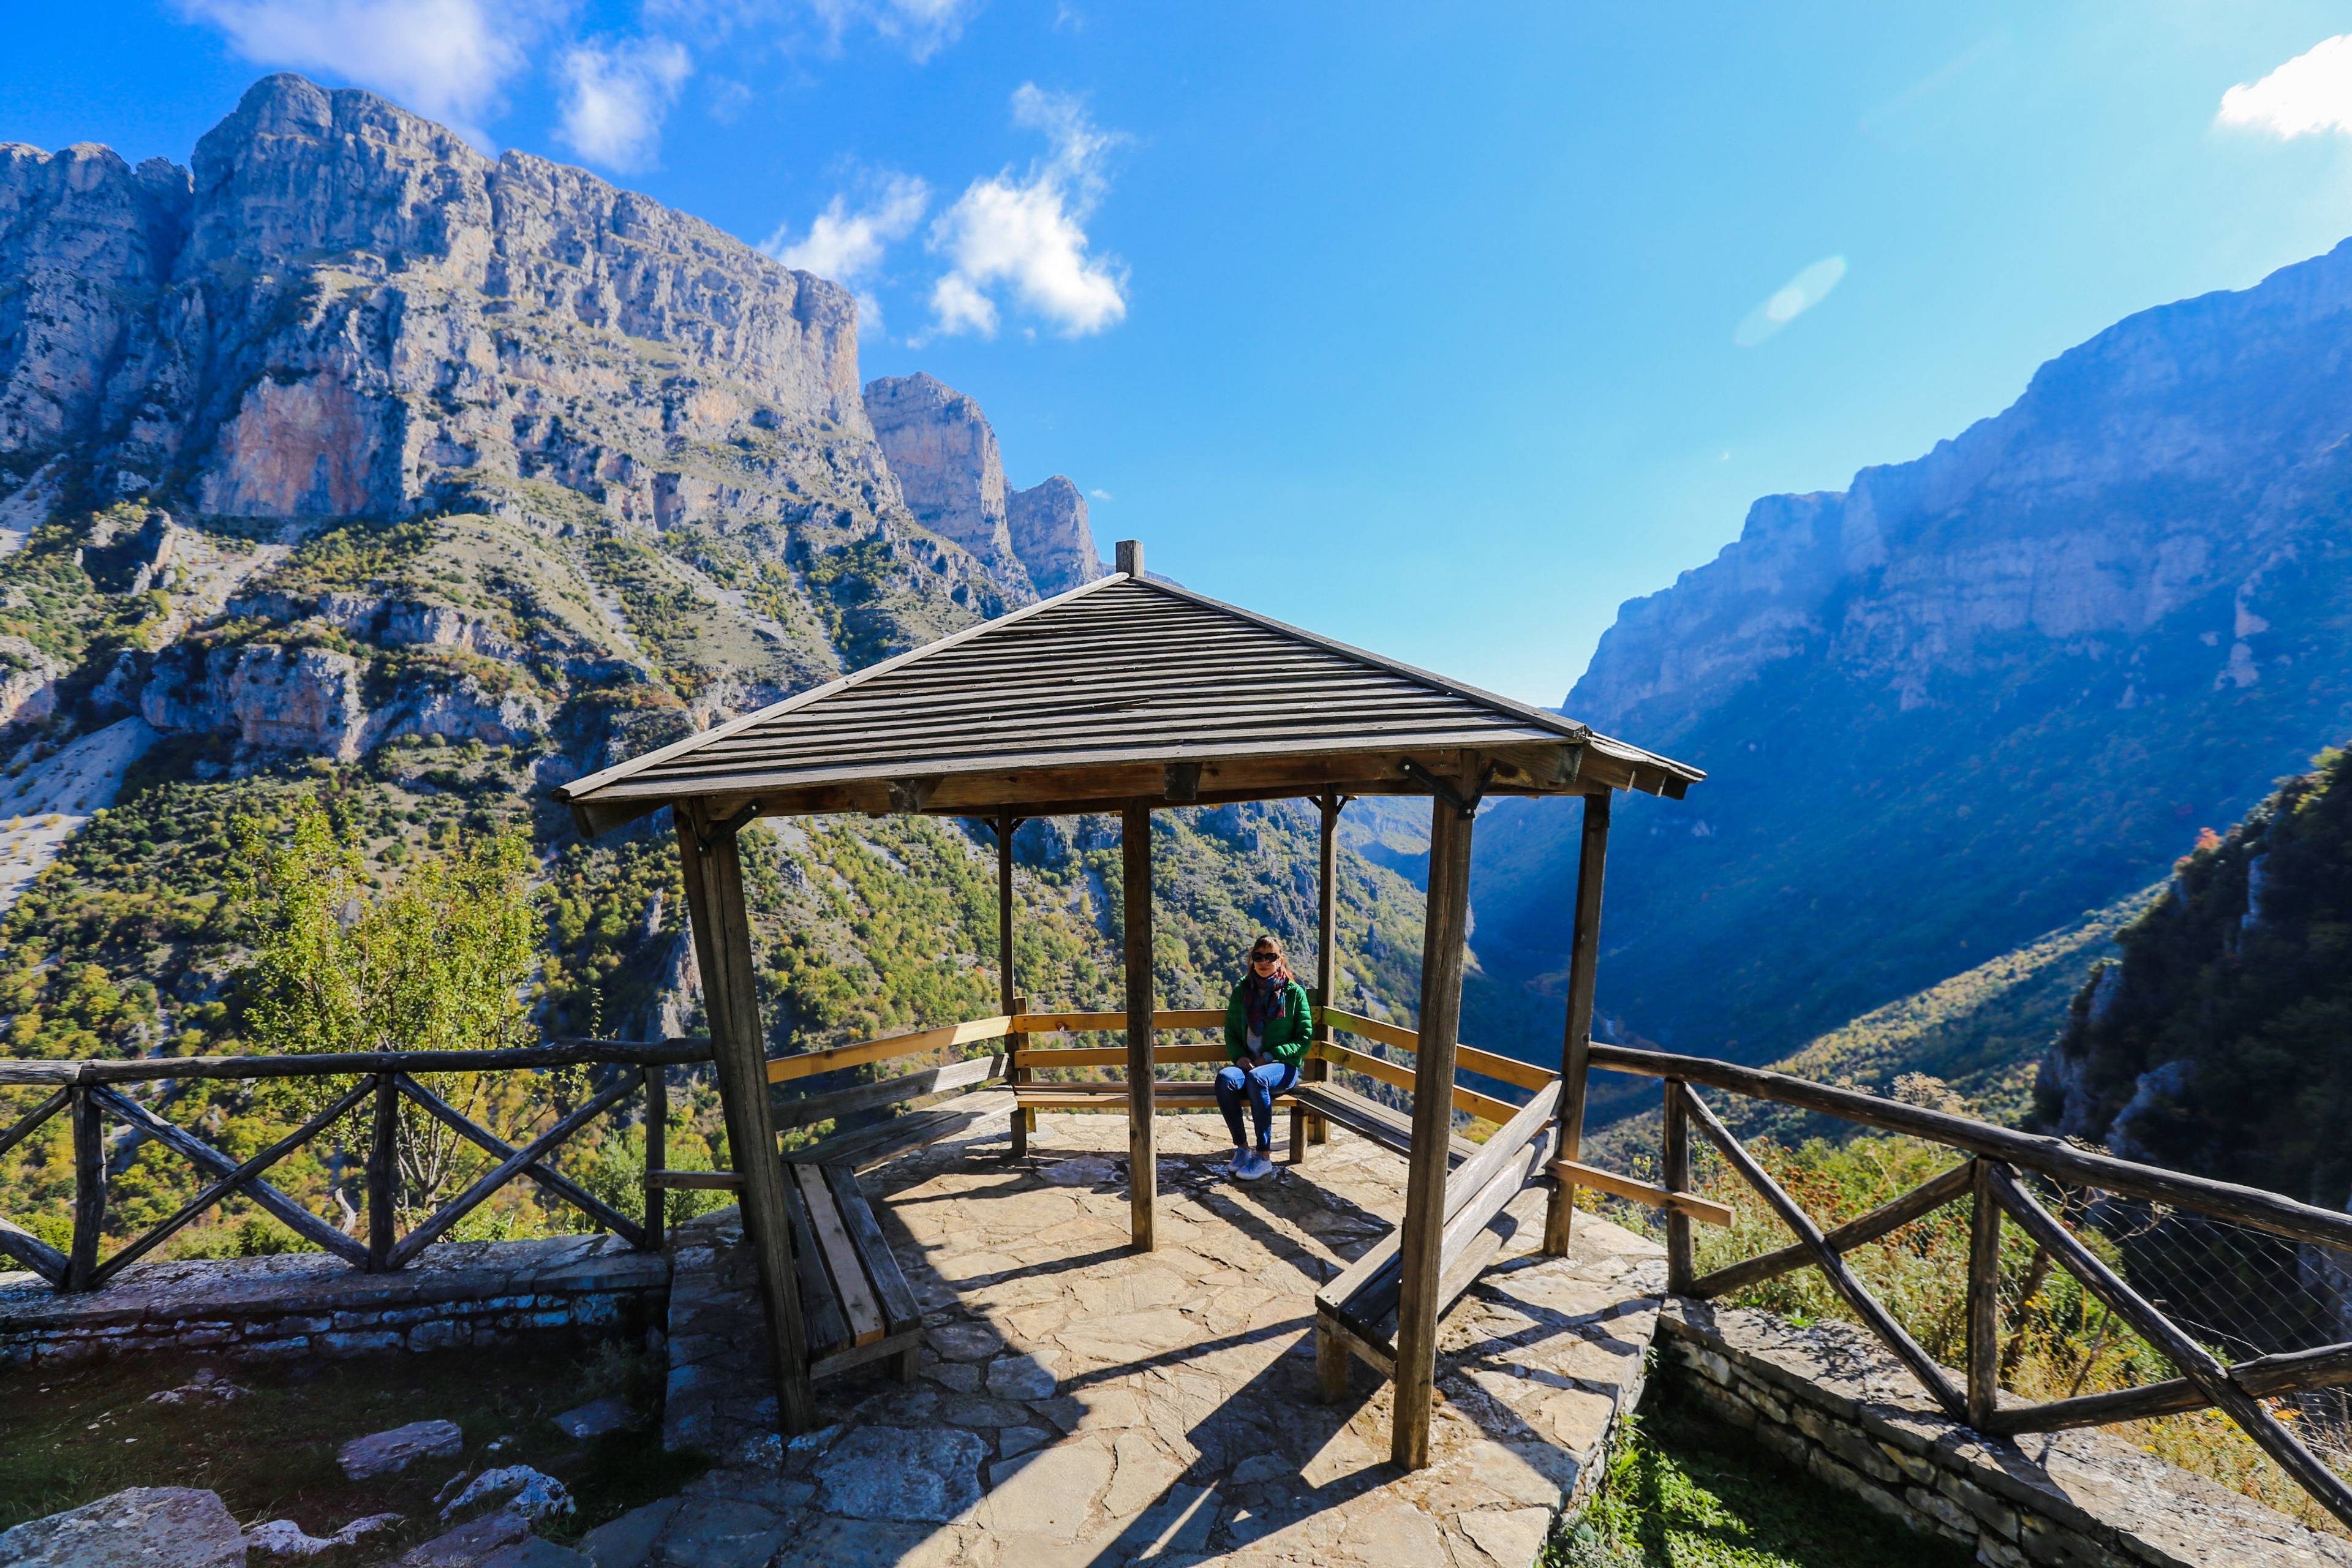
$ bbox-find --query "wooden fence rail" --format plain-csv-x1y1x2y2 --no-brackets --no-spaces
23,1005,2349,1533
759,1004,1556,1132
1570,1042,2352,1533
0,1038,713,1291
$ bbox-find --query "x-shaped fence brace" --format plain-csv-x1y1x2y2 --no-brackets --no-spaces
1653,1076,2352,1533
0,1055,685,1291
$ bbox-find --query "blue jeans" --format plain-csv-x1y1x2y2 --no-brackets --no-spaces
1215,1060,1299,1150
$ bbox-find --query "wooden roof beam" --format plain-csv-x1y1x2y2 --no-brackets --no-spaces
565,740,1620,836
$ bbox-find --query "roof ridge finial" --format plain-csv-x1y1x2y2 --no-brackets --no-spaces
1115,539,1144,579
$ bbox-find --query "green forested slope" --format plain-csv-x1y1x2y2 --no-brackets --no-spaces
1583,889,2147,1167
2037,744,2352,1209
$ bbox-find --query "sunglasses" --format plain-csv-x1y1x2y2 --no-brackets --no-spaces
1250,953,1280,964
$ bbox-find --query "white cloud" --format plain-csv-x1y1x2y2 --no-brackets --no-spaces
929,273,1000,336
807,0,974,61
927,85,1128,339
181,0,546,143
763,174,929,285
1733,256,1847,348
2218,36,2352,139
1088,487,1113,501
650,0,974,62
557,36,693,172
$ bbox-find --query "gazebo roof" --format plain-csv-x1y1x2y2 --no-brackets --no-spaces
557,559,1702,835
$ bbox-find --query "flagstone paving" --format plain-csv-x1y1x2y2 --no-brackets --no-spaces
613,1111,1665,1568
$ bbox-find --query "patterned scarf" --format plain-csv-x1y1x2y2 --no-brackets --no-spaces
1245,961,1292,1031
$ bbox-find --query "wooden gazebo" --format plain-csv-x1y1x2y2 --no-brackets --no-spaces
556,540,1702,1466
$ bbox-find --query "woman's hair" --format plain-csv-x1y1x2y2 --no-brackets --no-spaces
1249,935,1286,960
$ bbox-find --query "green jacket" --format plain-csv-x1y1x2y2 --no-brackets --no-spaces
1224,979,1314,1066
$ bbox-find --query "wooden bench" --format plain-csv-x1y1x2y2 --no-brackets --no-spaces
1009,1077,1289,1112
1289,1079,1480,1166
779,1159,922,1383
785,1088,1018,1174
1313,1082,1561,1398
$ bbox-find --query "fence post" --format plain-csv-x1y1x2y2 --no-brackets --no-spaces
67,1085,103,1291
1967,1158,2002,1427
1662,1079,1693,1294
642,1063,668,1247
366,1072,398,1272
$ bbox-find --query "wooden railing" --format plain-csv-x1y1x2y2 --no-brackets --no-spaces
1317,1006,1550,1125
1577,1042,2352,1533
761,1005,1553,1126
0,1039,711,1291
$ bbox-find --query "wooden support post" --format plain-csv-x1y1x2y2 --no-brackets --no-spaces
1295,792,1341,1161
1544,790,1610,1254
999,809,1033,1156
1967,1158,2002,1427
1123,800,1157,1250
676,802,817,1434
643,1064,668,1248
1663,1079,1694,1294
66,1086,102,1291
366,1072,398,1271
1392,762,1478,1470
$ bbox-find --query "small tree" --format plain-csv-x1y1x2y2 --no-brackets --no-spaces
233,796,542,1221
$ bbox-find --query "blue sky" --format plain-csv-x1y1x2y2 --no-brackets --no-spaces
12,4,2352,704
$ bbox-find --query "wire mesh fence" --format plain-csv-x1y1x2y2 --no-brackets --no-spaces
2013,1175,2352,1491
1565,1086,2352,1538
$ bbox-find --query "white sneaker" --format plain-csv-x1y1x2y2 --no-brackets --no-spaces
1237,1149,1276,1182
1226,1148,1252,1177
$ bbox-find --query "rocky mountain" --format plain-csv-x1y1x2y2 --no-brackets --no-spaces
2037,744,2352,1208
864,371,1102,598
1468,238,2352,1123
0,75,1420,1088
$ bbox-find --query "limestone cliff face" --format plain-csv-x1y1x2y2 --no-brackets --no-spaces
1006,475,1102,597
115,74,876,533
1469,236,2352,1101
1574,239,2352,735
0,73,1120,783
0,76,959,573
0,142,188,457
864,371,1102,598
863,373,1017,577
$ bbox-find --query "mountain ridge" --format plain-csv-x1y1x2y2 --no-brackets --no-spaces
1467,233,2352,1121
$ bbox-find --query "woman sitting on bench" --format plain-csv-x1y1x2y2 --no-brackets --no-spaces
1217,935,1313,1181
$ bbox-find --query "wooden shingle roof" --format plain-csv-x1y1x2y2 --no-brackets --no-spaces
558,563,1701,834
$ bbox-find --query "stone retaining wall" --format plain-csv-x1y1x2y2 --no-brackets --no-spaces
1657,1298,2352,1568
0,1234,666,1366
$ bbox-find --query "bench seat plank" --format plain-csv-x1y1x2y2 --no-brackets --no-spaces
786,1088,1016,1174
1289,1082,1479,1164
823,1161,921,1336
777,1159,922,1376
794,1162,886,1346
778,1177,851,1360
772,1053,1006,1130
1012,1079,1248,1102
1322,1125,1553,1336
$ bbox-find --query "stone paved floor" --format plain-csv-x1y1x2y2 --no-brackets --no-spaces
613,1110,1665,1568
